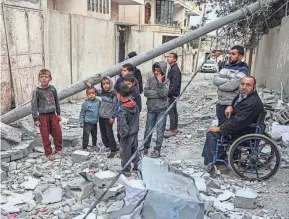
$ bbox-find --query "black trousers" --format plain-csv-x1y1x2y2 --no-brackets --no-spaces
168,97,178,130
82,123,97,149
99,117,117,152
216,104,229,126
120,134,139,171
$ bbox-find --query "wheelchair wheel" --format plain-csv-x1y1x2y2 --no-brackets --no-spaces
228,134,280,181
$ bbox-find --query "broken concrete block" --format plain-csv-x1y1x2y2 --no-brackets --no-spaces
1,162,9,172
200,193,215,211
234,189,258,209
10,150,24,161
217,190,234,201
1,139,12,151
63,134,79,147
73,213,97,219
193,177,207,192
41,187,63,204
90,170,117,187
1,151,11,162
95,184,125,200
20,177,40,190
9,162,17,171
214,200,234,212
0,122,22,144
206,180,220,189
13,141,34,158
72,150,90,163
65,177,94,200
272,123,289,142
1,169,8,182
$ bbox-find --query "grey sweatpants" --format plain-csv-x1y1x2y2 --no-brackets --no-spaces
120,134,140,171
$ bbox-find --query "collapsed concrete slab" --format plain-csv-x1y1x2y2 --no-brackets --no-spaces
141,157,204,219
89,170,117,187
0,122,23,144
1,168,8,182
94,184,125,200
20,177,40,190
65,177,94,200
41,187,63,204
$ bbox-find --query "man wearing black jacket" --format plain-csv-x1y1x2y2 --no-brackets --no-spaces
127,52,143,94
165,53,182,137
202,76,263,165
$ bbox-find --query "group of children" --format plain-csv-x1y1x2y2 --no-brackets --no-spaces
31,52,180,176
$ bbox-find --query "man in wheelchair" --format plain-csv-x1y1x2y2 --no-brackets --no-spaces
202,76,263,166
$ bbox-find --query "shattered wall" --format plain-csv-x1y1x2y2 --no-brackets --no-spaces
252,15,289,95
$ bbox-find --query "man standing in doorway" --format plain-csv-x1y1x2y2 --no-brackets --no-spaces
165,52,182,137
213,45,249,125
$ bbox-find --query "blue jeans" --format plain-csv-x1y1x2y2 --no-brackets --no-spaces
144,110,167,152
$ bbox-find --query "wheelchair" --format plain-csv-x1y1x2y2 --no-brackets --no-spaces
207,109,281,181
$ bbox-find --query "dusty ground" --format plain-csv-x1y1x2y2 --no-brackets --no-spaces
1,73,289,219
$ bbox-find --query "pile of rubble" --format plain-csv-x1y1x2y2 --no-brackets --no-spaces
1,75,289,218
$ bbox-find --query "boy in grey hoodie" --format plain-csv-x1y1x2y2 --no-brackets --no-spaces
143,61,170,158
85,77,118,158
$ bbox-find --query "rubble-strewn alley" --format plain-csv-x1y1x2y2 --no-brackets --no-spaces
1,74,289,219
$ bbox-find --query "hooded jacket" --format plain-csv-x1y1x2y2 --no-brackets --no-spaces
117,99,139,139
97,76,117,119
167,63,182,98
213,62,249,105
129,86,142,112
144,61,170,111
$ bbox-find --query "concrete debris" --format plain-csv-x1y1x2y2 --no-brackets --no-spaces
90,170,117,187
234,189,258,209
0,76,288,219
72,150,90,163
0,122,23,144
41,187,63,204
65,177,94,200
1,139,12,151
20,177,40,190
217,190,235,201
1,168,8,182
73,213,97,219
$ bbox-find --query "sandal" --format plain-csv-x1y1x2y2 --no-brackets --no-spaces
150,150,160,158
56,150,64,156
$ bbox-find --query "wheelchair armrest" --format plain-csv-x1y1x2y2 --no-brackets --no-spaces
248,124,258,128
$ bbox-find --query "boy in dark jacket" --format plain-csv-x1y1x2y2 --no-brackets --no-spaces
165,52,182,137
79,87,101,151
84,77,118,158
123,74,142,112
31,69,63,161
143,61,170,158
115,83,140,177
115,63,134,87
127,51,143,94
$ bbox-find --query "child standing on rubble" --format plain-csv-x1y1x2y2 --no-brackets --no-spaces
79,87,100,151
31,69,64,161
84,77,118,158
115,83,140,177
123,74,142,112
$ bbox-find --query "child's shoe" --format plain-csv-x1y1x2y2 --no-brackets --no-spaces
56,150,64,156
47,155,55,161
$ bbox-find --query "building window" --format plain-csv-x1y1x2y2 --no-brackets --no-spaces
145,3,151,24
103,0,105,14
156,0,174,26
92,0,95,11
100,0,102,13
96,0,99,12
106,0,109,14
87,0,91,11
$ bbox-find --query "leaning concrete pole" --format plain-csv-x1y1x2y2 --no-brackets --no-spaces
1,0,278,124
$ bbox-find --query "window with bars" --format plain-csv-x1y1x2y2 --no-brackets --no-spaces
156,0,173,26
87,0,91,11
92,0,95,11
106,0,109,14
96,0,99,12
100,0,102,13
